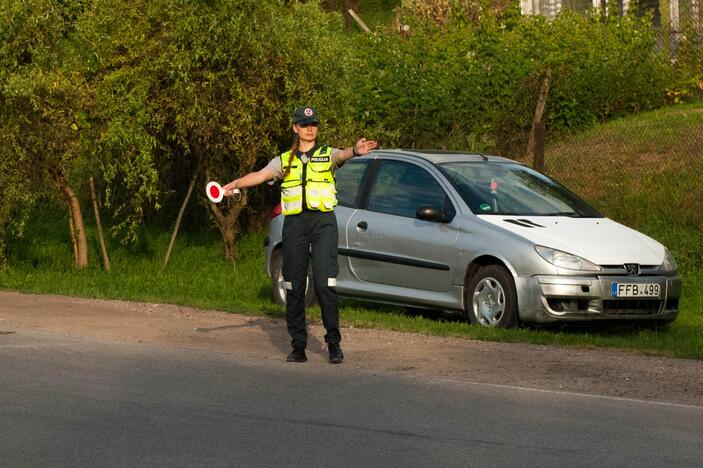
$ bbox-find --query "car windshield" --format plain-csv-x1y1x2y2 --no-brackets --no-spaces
439,162,602,217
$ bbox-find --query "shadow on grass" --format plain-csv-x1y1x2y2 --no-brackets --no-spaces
258,304,285,318
341,296,678,338
340,298,466,324
258,283,273,302
533,320,675,336
402,307,464,323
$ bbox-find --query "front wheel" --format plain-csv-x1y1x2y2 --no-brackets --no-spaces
270,249,316,307
465,264,518,328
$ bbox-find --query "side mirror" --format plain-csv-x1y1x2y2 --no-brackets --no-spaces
416,205,449,223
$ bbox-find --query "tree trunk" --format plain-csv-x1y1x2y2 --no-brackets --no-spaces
208,191,247,262
533,121,546,173
89,177,111,272
344,0,351,31
163,172,198,269
68,210,78,265
525,69,551,164
60,180,88,270
221,220,238,261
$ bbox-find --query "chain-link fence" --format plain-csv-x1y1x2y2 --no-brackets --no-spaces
513,110,703,235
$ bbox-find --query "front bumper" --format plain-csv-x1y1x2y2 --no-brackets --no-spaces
516,274,681,323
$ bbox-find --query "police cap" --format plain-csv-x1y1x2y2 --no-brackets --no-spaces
292,106,319,126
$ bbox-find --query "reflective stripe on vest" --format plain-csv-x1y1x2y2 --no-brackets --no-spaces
280,146,337,215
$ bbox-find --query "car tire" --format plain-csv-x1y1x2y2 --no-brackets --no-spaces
465,264,518,328
270,248,316,307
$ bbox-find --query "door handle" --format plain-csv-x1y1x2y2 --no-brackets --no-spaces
356,221,368,231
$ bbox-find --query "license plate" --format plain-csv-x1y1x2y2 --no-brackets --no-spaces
611,283,660,298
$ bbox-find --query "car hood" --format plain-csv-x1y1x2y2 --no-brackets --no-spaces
477,215,665,266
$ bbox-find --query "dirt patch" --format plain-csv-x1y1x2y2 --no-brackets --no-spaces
2,291,702,406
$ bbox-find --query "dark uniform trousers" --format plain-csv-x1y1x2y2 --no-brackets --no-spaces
282,210,340,348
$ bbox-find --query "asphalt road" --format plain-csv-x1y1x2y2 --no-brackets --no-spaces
2,331,702,468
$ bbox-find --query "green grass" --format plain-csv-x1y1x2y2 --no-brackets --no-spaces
1,221,275,313
2,102,703,359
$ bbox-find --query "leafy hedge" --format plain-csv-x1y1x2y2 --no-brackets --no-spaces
353,0,702,155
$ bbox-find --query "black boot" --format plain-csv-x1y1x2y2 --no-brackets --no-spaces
328,343,344,364
286,345,307,363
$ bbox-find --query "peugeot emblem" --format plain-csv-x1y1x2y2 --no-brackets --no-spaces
624,263,640,276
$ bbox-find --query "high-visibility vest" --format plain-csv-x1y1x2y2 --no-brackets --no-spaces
280,146,337,215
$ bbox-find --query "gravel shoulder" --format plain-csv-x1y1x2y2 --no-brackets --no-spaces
2,290,702,406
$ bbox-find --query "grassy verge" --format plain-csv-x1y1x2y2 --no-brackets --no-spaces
2,103,703,359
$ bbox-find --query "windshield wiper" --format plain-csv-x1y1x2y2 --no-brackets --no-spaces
541,211,580,217
477,211,585,217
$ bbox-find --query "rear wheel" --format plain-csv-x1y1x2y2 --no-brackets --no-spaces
270,248,316,307
465,264,518,328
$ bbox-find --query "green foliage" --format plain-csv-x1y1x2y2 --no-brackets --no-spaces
1,0,366,251
82,0,365,240
0,156,38,268
0,0,93,265
353,1,697,155
670,16,703,104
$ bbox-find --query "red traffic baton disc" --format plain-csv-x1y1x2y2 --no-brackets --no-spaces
206,181,239,203
206,181,224,203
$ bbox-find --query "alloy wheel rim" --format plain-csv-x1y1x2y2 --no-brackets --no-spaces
276,271,287,301
472,277,505,327
276,269,309,303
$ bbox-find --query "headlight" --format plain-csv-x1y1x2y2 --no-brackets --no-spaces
535,245,602,271
661,249,678,273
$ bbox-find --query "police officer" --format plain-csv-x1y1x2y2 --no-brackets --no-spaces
222,106,378,363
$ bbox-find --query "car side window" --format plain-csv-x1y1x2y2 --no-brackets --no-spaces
335,159,371,208
367,160,452,218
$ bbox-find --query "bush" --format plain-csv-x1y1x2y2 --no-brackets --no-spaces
353,0,692,157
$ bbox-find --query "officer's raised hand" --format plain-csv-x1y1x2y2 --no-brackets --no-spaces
336,137,379,163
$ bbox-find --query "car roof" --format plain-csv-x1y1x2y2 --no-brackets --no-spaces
370,149,519,165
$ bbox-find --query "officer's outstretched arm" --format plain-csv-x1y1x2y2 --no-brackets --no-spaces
336,138,379,163
223,168,274,196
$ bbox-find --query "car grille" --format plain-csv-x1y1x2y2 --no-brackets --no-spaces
599,265,660,276
602,299,663,316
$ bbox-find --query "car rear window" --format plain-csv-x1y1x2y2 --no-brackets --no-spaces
336,160,371,208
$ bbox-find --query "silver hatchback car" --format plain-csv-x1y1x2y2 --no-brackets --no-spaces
264,150,680,327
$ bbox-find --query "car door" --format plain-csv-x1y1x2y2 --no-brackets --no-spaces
344,158,458,292
332,158,374,281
